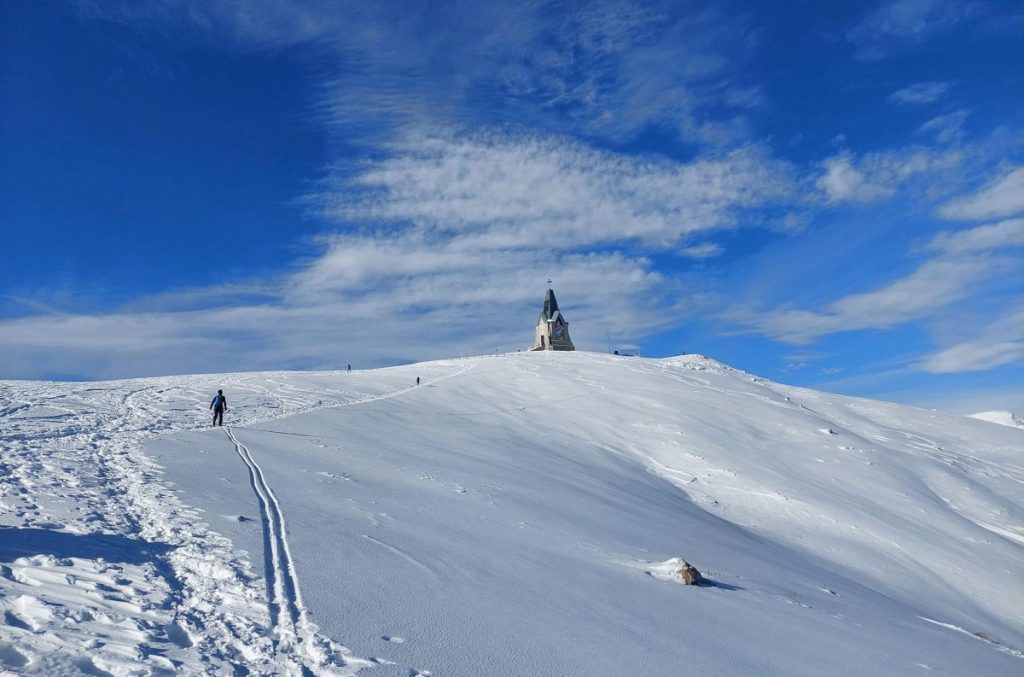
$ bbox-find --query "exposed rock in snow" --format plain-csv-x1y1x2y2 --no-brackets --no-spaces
648,557,705,585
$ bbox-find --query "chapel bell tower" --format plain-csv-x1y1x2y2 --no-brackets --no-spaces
531,282,575,351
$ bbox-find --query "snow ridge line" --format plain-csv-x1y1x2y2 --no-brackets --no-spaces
224,427,317,668
319,362,478,411
227,362,479,432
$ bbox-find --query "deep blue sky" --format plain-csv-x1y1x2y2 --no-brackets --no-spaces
1,0,1022,413
1,4,326,305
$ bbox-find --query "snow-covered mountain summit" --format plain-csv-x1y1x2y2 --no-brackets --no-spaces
1,352,1022,675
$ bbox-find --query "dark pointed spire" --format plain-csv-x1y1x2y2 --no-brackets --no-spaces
532,283,575,351
542,287,559,321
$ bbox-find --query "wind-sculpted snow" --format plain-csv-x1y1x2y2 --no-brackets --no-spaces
2,353,1023,675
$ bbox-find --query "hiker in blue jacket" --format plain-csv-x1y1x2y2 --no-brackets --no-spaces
210,390,227,426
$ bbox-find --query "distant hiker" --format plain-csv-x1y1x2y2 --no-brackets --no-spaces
347,363,351,372
210,389,227,426
416,376,421,386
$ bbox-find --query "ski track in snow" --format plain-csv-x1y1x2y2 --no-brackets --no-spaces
223,426,361,675
225,428,308,654
0,363,473,675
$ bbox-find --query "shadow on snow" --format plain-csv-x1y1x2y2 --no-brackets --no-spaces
0,526,174,565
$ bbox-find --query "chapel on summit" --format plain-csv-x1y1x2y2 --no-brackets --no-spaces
531,284,575,351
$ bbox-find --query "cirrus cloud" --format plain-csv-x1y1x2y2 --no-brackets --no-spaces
889,81,950,105
726,217,1024,345
938,166,1024,221
313,130,794,249
816,147,962,204
848,0,979,60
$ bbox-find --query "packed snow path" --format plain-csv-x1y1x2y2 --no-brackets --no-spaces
2,352,1023,675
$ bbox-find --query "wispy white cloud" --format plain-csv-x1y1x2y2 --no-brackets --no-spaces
727,217,1024,344
937,166,1024,220
0,249,670,380
730,258,993,343
920,306,1024,372
916,109,969,144
83,0,760,147
925,217,1024,254
816,152,894,203
922,339,1024,373
533,6,763,144
848,0,979,59
313,130,792,250
889,81,950,105
816,147,962,204
678,243,723,258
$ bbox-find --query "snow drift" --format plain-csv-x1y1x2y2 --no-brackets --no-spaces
970,410,1024,429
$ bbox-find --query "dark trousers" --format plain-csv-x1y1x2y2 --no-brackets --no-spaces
212,407,224,426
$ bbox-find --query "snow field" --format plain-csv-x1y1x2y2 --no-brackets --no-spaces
1,365,466,674
2,352,1023,675
150,352,1022,675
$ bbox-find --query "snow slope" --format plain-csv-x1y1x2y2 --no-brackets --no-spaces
2,352,1022,675
969,410,1024,429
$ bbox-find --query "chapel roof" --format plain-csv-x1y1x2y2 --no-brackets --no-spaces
540,288,560,321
